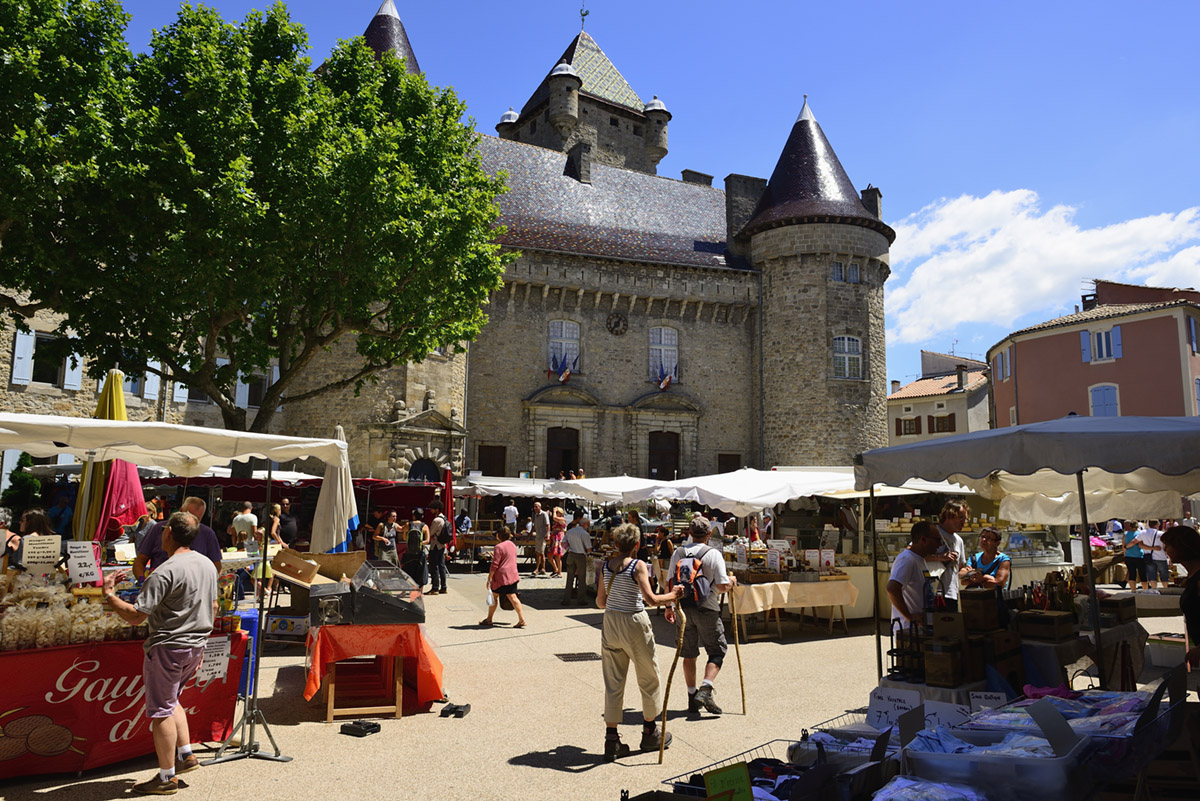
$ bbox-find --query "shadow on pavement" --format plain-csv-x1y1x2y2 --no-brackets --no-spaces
508,743,604,773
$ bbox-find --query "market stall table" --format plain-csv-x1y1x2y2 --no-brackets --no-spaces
304,624,444,722
728,579,859,638
876,675,988,705
0,632,246,780
1021,621,1148,690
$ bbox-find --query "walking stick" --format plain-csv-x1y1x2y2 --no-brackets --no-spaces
730,585,746,714
659,605,686,764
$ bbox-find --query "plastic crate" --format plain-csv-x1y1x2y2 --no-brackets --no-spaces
663,740,787,797
904,728,1094,801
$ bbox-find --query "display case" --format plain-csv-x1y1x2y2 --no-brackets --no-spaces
350,561,426,625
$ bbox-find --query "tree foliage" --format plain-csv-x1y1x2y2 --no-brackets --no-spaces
1,453,42,523
1,1,512,433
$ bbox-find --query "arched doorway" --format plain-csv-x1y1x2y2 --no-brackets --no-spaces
546,427,579,479
407,458,442,483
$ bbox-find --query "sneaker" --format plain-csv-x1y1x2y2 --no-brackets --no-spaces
133,775,186,795
175,754,200,775
694,685,723,715
640,726,672,751
687,692,702,714
603,736,631,763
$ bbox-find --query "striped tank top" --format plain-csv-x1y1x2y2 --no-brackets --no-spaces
602,558,645,613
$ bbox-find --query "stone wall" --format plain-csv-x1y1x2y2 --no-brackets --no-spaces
752,223,890,467
503,95,662,174
465,250,759,477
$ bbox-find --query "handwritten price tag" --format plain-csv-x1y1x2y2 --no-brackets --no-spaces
867,687,921,729
970,691,1007,712
195,636,232,683
23,535,62,574
66,541,102,584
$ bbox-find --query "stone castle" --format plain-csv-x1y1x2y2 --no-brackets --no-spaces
1,1,894,483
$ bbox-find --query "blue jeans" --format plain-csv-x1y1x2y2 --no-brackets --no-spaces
429,547,448,592
1145,559,1169,582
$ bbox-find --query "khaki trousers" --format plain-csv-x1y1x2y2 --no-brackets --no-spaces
601,609,661,724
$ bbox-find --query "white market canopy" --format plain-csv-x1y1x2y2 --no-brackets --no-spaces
460,475,581,499
855,415,1200,524
0,412,349,478
544,475,664,504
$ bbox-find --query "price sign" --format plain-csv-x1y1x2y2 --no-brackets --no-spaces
924,700,970,728
913,509,921,517
804,549,820,568
734,543,747,563
820,549,835,570
903,512,912,519
195,635,232,683
767,539,790,552
702,762,753,801
66,541,102,584
969,691,1007,712
22,535,62,574
766,549,781,573
867,687,921,729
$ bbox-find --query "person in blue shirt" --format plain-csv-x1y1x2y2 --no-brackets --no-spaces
961,528,1012,590
46,496,74,536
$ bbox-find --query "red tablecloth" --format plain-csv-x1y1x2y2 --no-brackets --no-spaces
303,624,444,708
0,632,246,780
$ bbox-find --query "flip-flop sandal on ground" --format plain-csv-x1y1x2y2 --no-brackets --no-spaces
478,619,493,627
514,621,526,629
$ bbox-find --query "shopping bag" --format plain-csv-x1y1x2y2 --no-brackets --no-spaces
499,592,515,611
486,588,494,607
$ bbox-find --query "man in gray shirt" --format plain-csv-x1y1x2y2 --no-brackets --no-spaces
532,501,551,576
561,511,593,605
104,512,218,794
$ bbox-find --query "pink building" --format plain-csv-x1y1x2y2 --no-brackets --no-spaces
989,281,1200,427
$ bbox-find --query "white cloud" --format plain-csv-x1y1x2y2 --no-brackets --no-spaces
885,190,1200,345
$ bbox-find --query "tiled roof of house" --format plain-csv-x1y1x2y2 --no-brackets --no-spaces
476,135,731,268
1004,300,1196,340
362,0,420,74
888,370,988,400
519,32,644,118
741,99,894,243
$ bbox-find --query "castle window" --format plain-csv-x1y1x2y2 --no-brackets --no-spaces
847,263,860,283
609,116,619,127
832,336,863,380
548,320,581,373
530,120,537,135
633,125,643,136
649,326,679,382
831,262,844,282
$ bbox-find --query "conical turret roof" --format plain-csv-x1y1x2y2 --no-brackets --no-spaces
362,0,420,74
741,99,894,242
518,31,644,118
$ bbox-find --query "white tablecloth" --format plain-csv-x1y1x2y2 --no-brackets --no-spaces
730,580,858,615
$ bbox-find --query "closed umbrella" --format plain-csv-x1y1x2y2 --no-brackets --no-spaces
76,369,132,541
309,425,359,553
443,467,455,547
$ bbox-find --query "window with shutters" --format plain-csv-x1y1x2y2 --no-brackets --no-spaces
1089,384,1120,417
933,414,956,433
121,373,142,396
31,334,65,386
847,263,860,283
1009,406,1017,426
187,385,211,404
246,374,268,408
901,418,919,435
649,326,679,381
992,347,1012,381
1080,326,1121,363
548,320,581,373
832,336,863,379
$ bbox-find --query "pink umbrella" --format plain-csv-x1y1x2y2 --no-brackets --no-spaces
96,459,145,541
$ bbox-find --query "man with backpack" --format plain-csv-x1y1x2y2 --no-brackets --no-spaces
667,516,736,715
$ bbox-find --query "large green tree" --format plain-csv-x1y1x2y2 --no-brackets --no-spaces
2,1,511,434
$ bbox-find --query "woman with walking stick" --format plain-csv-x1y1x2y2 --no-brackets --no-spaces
596,523,683,762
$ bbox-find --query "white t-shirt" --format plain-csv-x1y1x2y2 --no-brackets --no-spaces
231,512,258,542
1144,528,1169,561
889,548,927,629
502,505,518,525
564,524,592,554
928,525,967,600
667,542,730,612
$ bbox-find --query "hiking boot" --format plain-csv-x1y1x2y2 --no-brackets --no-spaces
133,775,186,795
175,754,200,774
687,692,702,714
640,726,672,751
694,685,723,715
603,736,631,763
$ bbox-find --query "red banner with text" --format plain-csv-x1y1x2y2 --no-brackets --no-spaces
0,633,245,780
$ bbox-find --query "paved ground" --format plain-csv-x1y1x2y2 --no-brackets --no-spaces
6,565,1188,801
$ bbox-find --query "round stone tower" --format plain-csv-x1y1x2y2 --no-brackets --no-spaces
742,99,895,467
643,95,671,167
547,60,582,140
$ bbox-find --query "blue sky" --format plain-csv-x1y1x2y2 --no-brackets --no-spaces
118,1,1200,384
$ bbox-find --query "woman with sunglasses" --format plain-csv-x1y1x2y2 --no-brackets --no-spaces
961,527,1012,625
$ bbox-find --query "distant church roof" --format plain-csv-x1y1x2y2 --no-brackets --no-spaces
477,136,730,268
362,0,420,74
741,99,894,243
519,31,644,117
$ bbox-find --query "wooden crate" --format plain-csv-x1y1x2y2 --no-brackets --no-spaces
1017,610,1076,642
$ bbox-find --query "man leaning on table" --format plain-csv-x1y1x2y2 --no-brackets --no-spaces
887,521,942,629
104,512,218,795
134,496,222,580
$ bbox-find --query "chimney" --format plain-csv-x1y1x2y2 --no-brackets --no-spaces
956,365,968,390
681,169,713,186
890,380,900,394
724,173,768,261
860,185,883,218
566,141,592,184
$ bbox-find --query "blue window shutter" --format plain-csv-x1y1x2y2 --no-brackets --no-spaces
1080,330,1091,363
234,377,249,408
1189,317,1197,354
1111,326,1122,359
62,356,83,390
171,379,189,403
1195,378,1200,415
10,330,34,385
1006,347,1013,379
143,361,161,399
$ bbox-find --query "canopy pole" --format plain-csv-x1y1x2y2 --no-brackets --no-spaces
1076,471,1107,690
870,486,882,680
75,450,97,542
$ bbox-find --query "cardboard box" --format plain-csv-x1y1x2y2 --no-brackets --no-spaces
984,629,1022,659
264,614,309,637
932,612,967,642
1099,595,1137,623
274,550,366,614
960,588,1000,632
271,549,330,588
1017,610,1076,643
923,637,965,688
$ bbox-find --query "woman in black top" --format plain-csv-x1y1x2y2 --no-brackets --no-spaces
1162,526,1200,670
